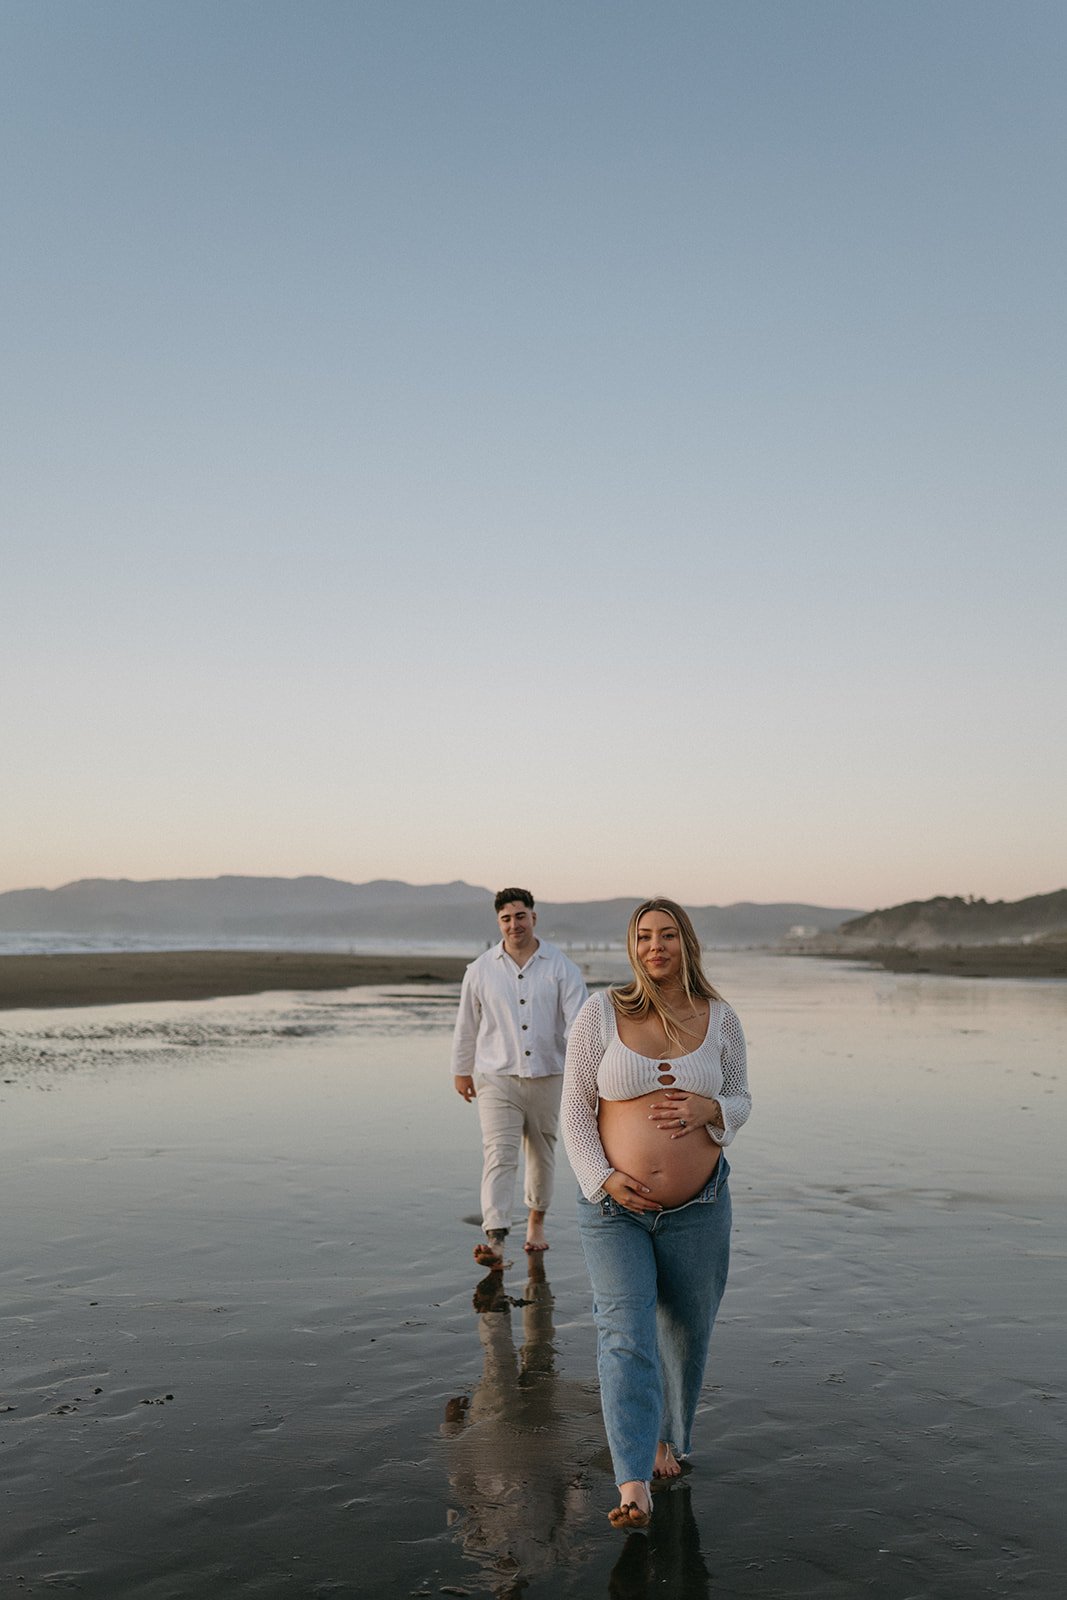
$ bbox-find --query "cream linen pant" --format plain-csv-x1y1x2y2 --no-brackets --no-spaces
474,1071,563,1235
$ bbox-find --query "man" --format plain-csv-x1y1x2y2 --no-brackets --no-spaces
452,887,587,1266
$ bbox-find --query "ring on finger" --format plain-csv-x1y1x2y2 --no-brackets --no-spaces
679,1118,686,1127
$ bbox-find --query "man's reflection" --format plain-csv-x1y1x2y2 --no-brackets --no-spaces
442,1258,591,1597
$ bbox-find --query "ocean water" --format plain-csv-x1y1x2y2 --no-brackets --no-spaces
1,953,1065,1598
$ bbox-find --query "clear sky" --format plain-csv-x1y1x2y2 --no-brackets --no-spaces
2,1,1064,910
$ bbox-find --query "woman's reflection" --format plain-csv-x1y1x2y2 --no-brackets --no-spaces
608,1482,711,1600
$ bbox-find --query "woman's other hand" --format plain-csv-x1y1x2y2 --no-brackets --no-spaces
648,1088,723,1138
603,1169,663,1212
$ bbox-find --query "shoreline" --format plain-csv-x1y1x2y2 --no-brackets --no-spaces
2,940,1063,1012
0,949,470,1011
804,942,1067,979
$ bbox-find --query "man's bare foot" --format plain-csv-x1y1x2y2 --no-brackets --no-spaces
473,1229,508,1269
607,1481,651,1529
652,1441,682,1479
524,1211,549,1253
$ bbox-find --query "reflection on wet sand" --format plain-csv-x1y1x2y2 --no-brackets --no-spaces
442,1258,593,1597
608,1483,710,1600
443,1258,718,1599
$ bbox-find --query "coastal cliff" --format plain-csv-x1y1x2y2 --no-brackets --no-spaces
792,889,1067,978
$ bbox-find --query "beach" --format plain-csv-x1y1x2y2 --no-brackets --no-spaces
2,951,1065,1598
812,943,1067,980
0,950,470,1011
2,940,1064,1018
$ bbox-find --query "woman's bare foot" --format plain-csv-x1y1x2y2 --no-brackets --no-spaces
524,1210,549,1254
652,1441,682,1479
607,1481,651,1529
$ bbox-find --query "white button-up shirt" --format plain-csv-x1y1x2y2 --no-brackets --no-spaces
450,939,588,1080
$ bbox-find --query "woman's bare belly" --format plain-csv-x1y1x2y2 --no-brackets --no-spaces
599,1092,720,1209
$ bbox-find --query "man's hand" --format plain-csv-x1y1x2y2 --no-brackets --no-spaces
603,1169,662,1212
454,1075,476,1102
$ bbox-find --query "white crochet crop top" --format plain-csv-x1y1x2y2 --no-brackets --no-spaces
561,988,751,1202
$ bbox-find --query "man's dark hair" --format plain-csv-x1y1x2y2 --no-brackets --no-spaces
494,887,534,912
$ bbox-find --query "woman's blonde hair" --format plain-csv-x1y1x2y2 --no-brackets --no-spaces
612,897,724,1048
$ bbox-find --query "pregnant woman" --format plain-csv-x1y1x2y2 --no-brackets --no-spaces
562,897,751,1529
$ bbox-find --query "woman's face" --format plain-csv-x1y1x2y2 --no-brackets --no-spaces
635,912,683,985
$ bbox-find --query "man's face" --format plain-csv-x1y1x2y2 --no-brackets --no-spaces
498,900,536,953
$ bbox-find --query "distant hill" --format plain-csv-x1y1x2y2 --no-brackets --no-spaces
836,890,1067,948
0,875,863,948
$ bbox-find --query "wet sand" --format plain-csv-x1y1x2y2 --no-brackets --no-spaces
2,954,1065,1598
809,942,1067,979
0,949,469,1011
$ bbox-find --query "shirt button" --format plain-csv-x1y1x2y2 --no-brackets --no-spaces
522,1024,528,1030
524,1050,531,1057
519,998,525,1005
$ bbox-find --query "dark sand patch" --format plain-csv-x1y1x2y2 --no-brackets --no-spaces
808,943,1067,979
0,949,469,1011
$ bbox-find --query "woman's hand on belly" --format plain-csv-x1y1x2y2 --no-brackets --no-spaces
648,1088,723,1139
599,1095,720,1208
602,1169,663,1213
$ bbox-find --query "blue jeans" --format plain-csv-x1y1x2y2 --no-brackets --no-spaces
576,1156,731,1487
